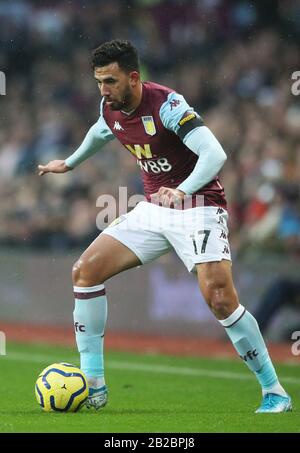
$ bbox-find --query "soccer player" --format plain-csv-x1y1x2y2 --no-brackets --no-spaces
38,39,291,413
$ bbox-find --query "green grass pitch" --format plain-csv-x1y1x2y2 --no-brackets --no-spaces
0,342,299,433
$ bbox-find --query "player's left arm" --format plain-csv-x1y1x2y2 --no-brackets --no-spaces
176,121,227,195
156,92,227,204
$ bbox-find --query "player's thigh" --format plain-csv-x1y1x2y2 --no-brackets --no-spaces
100,202,172,267
74,201,172,285
102,227,171,268
73,233,142,285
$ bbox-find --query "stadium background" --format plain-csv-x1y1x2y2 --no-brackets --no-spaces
0,0,299,356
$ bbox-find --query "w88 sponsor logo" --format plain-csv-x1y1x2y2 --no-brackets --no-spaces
137,157,172,173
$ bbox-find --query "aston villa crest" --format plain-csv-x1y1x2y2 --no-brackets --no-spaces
141,116,156,136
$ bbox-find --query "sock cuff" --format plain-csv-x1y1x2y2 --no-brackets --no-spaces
219,304,246,328
74,284,106,299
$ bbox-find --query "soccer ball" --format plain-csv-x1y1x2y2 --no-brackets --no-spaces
35,362,89,412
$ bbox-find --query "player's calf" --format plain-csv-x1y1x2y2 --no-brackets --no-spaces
73,284,108,407
197,261,291,411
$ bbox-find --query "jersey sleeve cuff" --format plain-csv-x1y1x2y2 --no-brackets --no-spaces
65,156,76,169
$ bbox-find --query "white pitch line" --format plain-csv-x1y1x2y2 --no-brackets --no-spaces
108,361,300,385
1,351,300,385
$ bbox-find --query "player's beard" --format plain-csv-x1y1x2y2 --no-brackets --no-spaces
108,86,133,111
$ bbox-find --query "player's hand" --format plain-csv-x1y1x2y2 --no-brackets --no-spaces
151,187,186,208
38,160,72,176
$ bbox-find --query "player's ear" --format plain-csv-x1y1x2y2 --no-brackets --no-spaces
129,71,140,86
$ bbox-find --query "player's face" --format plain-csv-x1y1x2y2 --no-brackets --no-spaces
94,63,138,111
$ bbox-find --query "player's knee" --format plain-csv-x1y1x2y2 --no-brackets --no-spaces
72,258,104,287
72,259,83,285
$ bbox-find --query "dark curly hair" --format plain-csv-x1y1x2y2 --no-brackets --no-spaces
92,39,140,73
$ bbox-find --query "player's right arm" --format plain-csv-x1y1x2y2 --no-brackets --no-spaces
38,100,114,176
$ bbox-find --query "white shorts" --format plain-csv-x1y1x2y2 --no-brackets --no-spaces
101,201,231,273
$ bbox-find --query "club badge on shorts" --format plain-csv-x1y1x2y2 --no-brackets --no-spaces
141,116,156,136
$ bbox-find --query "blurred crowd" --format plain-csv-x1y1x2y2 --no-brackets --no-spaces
0,0,299,254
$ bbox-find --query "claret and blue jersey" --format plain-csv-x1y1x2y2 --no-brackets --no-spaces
67,81,227,208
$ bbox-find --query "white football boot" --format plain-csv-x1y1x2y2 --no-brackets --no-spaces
85,377,108,410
